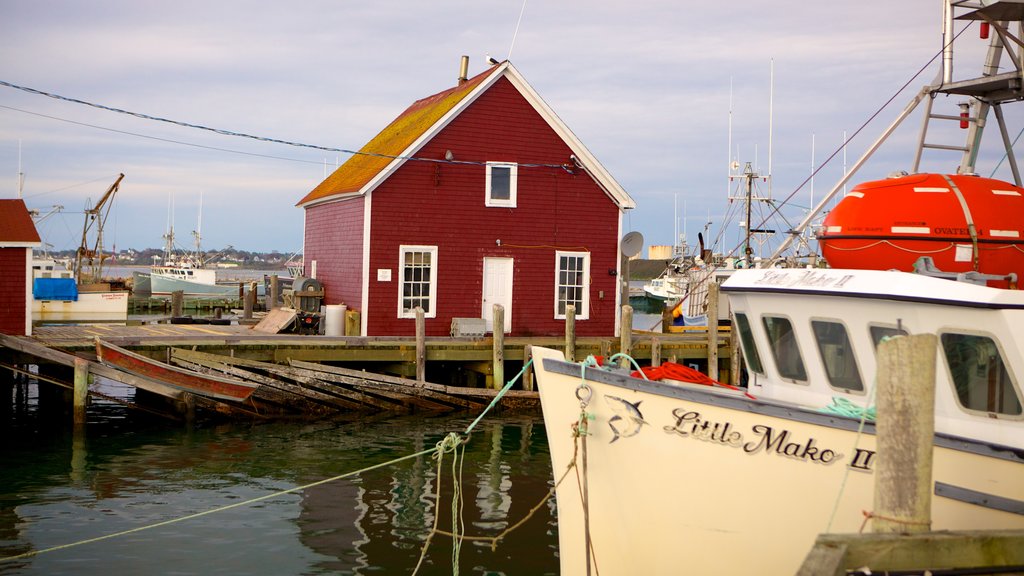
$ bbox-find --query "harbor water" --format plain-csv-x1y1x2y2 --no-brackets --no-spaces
0,387,559,575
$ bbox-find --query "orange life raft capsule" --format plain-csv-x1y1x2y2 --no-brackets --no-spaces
818,173,1024,287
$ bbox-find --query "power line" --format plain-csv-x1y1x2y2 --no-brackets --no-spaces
0,79,570,170
0,103,323,166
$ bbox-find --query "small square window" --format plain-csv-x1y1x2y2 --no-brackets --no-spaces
486,162,518,207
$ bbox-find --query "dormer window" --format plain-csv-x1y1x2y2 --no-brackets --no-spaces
486,162,518,207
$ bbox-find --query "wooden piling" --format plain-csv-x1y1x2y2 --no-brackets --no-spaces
415,306,426,383
73,356,89,425
707,282,720,380
564,304,576,362
619,304,633,368
873,333,937,534
651,336,661,367
243,284,254,319
492,304,504,390
730,320,741,386
522,344,534,391
171,290,184,317
345,309,360,336
269,275,280,310
662,303,673,333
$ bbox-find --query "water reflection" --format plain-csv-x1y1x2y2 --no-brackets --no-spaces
0,387,558,575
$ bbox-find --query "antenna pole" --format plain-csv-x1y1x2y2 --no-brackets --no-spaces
768,58,774,198
769,85,931,262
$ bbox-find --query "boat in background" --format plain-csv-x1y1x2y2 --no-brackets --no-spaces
536,2,1024,573
150,194,237,298
95,338,259,402
30,175,129,323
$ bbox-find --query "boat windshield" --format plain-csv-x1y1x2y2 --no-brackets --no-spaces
762,315,808,383
941,333,1023,416
812,320,864,392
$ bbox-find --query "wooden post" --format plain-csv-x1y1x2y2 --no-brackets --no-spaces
564,304,576,363
249,281,259,311
707,282,720,380
662,303,673,333
873,333,937,534
619,304,633,368
522,344,534,391
243,284,254,320
415,306,426,383
171,290,184,317
73,356,89,425
269,275,280,311
492,304,505,390
345,309,360,336
651,336,661,367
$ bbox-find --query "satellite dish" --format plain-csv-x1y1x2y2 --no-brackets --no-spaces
621,231,644,258
730,160,741,172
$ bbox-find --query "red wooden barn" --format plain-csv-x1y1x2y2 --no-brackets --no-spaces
297,60,635,338
0,199,42,336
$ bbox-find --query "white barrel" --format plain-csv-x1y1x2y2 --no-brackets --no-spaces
324,304,347,336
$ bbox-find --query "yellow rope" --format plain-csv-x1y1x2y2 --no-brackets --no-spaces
0,447,438,563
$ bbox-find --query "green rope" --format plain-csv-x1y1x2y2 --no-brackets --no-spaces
825,379,880,532
820,396,876,420
606,352,649,378
4,360,533,569
0,446,439,563
463,358,531,435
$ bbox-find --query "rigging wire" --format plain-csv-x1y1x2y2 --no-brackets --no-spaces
740,23,973,262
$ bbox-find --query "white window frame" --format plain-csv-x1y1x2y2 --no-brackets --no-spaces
554,251,590,320
485,162,518,208
398,245,438,319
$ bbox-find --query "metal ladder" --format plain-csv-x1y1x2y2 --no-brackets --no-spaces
913,0,1024,184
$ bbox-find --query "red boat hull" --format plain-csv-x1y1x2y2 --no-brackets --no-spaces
95,338,258,402
818,173,1024,287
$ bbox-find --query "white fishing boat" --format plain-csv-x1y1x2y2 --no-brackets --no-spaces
31,257,129,322
149,194,236,298
534,266,1024,573
535,2,1024,573
31,175,129,323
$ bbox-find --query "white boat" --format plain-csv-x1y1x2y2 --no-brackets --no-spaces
149,194,236,299
30,175,129,323
31,258,129,323
150,263,237,298
534,266,1024,574
535,2,1024,573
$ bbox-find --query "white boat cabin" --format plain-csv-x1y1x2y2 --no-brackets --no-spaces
722,267,1024,449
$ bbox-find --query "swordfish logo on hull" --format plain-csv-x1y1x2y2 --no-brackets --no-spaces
604,395,648,442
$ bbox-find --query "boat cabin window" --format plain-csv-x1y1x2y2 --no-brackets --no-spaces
762,315,807,383
811,320,863,392
870,325,909,349
733,313,764,375
941,333,1022,416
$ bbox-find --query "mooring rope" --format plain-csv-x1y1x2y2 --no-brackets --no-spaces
2,356,536,567
0,447,438,563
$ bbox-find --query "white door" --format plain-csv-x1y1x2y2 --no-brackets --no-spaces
482,257,513,333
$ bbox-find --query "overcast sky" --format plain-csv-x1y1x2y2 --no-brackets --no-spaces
1,1,1020,258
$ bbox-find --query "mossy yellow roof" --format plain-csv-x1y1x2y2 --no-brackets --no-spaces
297,66,496,206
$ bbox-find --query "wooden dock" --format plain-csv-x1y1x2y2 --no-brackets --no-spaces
1,318,732,421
